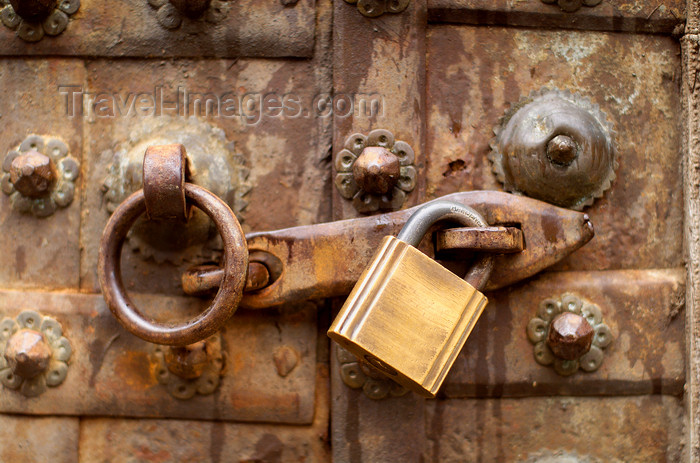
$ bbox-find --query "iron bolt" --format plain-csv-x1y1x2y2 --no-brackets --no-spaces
9,150,56,198
352,146,400,195
546,134,578,166
8,0,56,19
4,329,52,379
164,341,209,379
546,312,594,360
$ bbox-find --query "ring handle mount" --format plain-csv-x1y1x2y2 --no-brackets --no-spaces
98,183,248,346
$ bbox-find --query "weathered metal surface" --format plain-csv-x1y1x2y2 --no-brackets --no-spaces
0,289,318,423
80,57,331,296
428,0,686,34
0,0,315,57
78,364,330,462
426,27,682,271
489,89,617,210
0,59,83,289
242,191,593,309
442,269,685,397
0,415,79,463
682,10,700,460
424,396,684,462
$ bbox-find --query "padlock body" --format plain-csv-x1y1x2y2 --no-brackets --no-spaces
328,235,488,397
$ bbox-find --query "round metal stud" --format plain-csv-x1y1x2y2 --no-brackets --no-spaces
0,311,72,397
490,89,617,210
1,135,79,217
527,294,613,376
335,129,416,214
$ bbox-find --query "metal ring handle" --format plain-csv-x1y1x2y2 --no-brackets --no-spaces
397,200,494,291
98,183,248,346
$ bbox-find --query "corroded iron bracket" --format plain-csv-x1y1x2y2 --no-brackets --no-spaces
184,191,594,309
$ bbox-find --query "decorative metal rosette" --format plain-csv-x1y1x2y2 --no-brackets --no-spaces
527,294,613,376
335,129,416,214
540,0,602,13
101,116,251,263
1,135,80,218
147,0,231,30
0,310,72,397
0,0,80,42
343,0,409,17
489,88,617,211
153,334,224,400
337,346,408,400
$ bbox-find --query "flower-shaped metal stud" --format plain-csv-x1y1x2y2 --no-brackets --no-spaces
489,88,617,211
0,0,80,42
147,0,230,30
153,334,223,400
541,0,602,13
343,0,409,17
527,294,613,376
1,135,80,218
335,129,416,214
337,346,408,400
0,310,72,397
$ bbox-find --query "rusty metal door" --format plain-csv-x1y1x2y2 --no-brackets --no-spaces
0,0,697,462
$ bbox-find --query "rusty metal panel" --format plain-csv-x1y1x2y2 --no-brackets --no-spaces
0,58,84,290
426,26,682,271
78,364,330,462
443,269,685,397
0,414,79,463
0,290,318,423
424,396,684,462
78,57,332,294
428,0,685,34
0,0,315,58
0,415,79,462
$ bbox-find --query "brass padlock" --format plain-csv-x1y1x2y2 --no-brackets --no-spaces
328,200,494,397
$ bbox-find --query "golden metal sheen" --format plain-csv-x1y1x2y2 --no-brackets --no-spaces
328,236,488,397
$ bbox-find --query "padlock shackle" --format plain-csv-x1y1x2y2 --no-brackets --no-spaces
396,200,494,290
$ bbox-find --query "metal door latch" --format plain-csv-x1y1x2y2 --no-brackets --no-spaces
98,144,595,348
